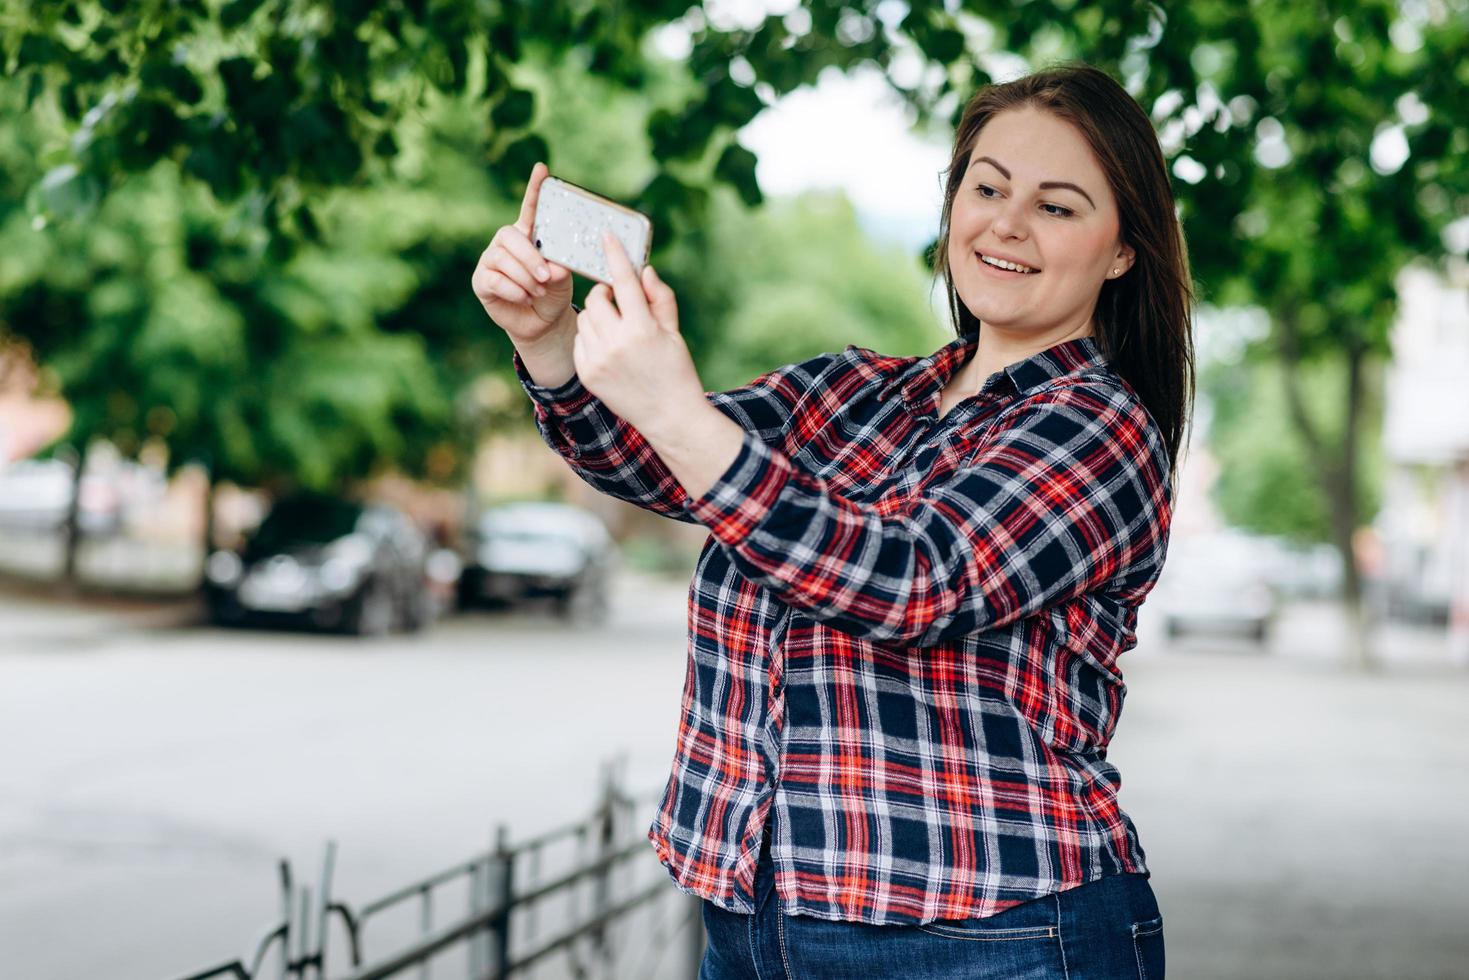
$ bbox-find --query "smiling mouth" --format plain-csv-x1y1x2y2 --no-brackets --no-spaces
977,252,1040,274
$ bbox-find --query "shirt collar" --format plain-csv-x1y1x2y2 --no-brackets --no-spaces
888,334,1109,417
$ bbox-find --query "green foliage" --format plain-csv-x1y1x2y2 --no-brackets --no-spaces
694,188,944,392
0,156,453,491
6,0,1469,540
1203,351,1383,544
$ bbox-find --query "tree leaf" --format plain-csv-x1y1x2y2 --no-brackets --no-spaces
714,142,762,208
491,88,534,130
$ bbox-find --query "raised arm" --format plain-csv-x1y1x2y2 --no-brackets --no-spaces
675,380,1173,645
477,166,843,525
514,341,843,523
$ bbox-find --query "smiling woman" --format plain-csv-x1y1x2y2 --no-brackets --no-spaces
932,66,1196,484
479,59,1195,980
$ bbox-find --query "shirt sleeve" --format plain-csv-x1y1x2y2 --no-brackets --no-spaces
681,381,1173,645
512,343,844,524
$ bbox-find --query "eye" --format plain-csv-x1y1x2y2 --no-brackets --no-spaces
1041,203,1074,217
975,183,1000,198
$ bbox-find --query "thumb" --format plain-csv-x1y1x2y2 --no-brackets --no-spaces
642,265,680,333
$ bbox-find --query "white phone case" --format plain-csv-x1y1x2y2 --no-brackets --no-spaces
533,176,653,286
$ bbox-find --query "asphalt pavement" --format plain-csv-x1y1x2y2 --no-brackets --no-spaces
1,576,1465,980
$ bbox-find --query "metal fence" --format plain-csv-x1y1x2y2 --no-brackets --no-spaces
171,767,703,980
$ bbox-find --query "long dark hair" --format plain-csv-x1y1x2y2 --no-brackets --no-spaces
932,62,1196,487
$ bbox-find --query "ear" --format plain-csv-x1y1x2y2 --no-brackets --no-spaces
1113,241,1136,278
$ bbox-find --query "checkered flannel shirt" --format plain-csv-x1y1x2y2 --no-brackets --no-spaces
512,331,1173,925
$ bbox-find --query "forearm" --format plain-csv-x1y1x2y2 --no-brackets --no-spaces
637,400,748,501
678,434,961,642
512,323,708,524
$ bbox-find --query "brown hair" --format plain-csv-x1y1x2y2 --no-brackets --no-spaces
932,61,1196,487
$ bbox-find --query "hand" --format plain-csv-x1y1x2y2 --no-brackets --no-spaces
471,161,576,346
573,231,705,434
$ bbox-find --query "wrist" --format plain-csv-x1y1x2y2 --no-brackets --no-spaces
637,392,719,447
514,303,581,390
519,303,578,357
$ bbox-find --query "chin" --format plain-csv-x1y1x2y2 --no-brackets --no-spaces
961,301,1022,327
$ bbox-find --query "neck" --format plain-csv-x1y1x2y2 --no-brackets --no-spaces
957,321,1094,395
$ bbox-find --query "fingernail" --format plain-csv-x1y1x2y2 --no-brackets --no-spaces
536,266,550,281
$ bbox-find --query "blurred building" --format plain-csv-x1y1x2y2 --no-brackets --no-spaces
1380,259,1469,662
0,345,69,464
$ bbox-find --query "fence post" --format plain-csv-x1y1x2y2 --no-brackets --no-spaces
467,846,492,979
589,761,620,966
312,843,337,980
277,859,294,980
487,824,514,980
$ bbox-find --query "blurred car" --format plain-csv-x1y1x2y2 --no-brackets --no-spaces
1153,531,1278,644
205,492,433,635
458,501,616,622
1254,538,1344,601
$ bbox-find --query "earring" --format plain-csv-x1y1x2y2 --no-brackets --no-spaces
1112,268,1120,276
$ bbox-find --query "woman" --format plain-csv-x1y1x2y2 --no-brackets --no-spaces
473,61,1193,980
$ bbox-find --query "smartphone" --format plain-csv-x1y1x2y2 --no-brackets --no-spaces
533,175,653,286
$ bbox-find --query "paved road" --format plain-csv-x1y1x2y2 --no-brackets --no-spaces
1,577,1465,979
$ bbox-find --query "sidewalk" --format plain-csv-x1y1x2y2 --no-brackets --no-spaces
0,578,204,649
1119,603,1469,979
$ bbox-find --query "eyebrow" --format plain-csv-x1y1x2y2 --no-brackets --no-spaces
970,155,1097,210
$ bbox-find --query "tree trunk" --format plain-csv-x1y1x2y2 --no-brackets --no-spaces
1275,316,1374,668
200,473,216,590
1321,340,1371,669
59,442,83,593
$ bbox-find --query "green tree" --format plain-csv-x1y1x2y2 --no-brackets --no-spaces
697,187,944,392
1203,349,1384,547
1151,1,1467,664
9,0,1469,663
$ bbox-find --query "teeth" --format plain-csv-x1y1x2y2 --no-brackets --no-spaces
981,254,1036,273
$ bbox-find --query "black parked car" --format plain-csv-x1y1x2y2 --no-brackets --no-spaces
457,501,616,622
205,492,433,635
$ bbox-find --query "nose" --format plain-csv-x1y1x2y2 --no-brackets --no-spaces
989,198,1030,242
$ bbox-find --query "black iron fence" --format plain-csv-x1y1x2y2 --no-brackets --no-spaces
171,766,702,980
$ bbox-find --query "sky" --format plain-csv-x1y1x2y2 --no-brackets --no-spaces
736,65,952,254
652,2,962,255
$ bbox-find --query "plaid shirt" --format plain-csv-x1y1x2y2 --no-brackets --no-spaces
513,332,1173,925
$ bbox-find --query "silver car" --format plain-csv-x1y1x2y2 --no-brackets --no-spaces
1154,531,1278,644
457,501,617,623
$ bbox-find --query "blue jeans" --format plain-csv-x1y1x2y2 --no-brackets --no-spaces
699,826,1165,979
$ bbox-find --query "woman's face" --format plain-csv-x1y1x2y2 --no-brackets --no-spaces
947,106,1134,339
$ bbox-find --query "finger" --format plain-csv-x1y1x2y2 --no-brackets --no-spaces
641,265,679,333
576,301,605,349
583,281,617,321
476,267,533,305
601,231,649,320
572,326,588,378
514,161,548,236
480,238,544,298
493,225,553,288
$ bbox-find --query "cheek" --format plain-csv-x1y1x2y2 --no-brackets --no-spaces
1069,222,1121,269
951,198,983,230
1035,225,1116,277
947,207,985,256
